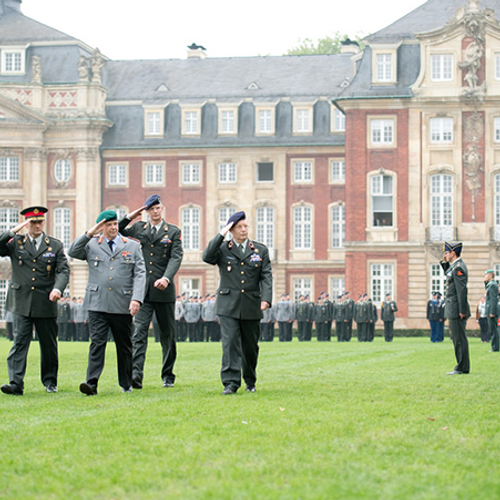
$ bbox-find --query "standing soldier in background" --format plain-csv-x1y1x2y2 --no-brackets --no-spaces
0,206,69,395
427,292,441,343
202,293,217,342
368,298,377,342
354,294,368,342
441,241,470,375
381,294,398,342
276,294,292,342
185,296,201,342
314,296,328,341
344,292,354,341
324,294,333,342
304,294,314,341
57,297,70,341
334,294,345,341
175,295,184,341
118,195,183,389
260,304,274,342
484,269,499,352
295,294,309,342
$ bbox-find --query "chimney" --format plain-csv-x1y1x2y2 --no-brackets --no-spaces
340,38,360,55
1,0,22,13
187,43,207,59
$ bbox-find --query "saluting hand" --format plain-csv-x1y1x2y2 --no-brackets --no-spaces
12,220,29,234
127,205,148,221
220,221,234,237
86,219,107,238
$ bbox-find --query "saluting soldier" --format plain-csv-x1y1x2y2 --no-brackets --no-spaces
381,293,398,342
0,206,69,395
441,241,470,374
484,269,500,352
118,195,183,389
202,211,272,395
69,210,146,395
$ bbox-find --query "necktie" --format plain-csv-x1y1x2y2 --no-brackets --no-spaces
239,244,244,256
32,239,38,252
108,240,114,253
151,226,157,239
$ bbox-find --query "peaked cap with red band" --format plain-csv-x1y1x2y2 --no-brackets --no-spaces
20,206,47,221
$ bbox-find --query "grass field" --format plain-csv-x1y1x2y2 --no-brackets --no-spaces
0,336,499,500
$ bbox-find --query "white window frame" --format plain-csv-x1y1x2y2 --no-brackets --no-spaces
494,117,500,143
330,277,345,300
293,277,312,302
370,263,394,303
430,263,446,298
218,162,237,184
371,174,394,227
495,53,500,81
0,278,7,320
430,54,454,82
181,162,201,185
333,108,346,132
331,205,345,249
293,206,312,250
54,158,72,183
330,159,345,183
181,278,201,298
181,207,200,251
293,161,313,183
494,174,500,241
294,107,312,134
256,207,274,252
182,109,200,136
376,54,392,82
144,162,164,186
256,108,274,135
0,156,19,182
370,119,394,146
53,207,71,249
430,174,453,241
145,110,163,137
218,207,236,233
107,163,128,187
1,47,25,74
0,207,18,232
430,117,453,144
219,108,237,135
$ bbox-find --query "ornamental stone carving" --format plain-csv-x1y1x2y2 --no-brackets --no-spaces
75,148,99,161
31,55,42,84
91,48,105,84
24,148,47,161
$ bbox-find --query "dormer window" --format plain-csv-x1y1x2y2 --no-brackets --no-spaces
1,47,25,74
376,54,392,82
371,46,398,85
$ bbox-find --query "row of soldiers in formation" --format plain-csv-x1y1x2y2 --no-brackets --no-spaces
174,290,399,343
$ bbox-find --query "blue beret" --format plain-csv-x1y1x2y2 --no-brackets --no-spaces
227,211,246,226
145,194,161,210
444,241,462,254
96,210,117,223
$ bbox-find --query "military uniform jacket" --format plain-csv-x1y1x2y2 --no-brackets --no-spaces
344,299,354,321
0,230,69,318
275,300,295,322
334,301,345,322
354,302,369,323
381,301,398,322
484,279,500,317
295,302,309,321
202,300,216,322
202,233,273,321
175,300,184,320
57,301,70,322
184,301,201,323
68,233,146,314
118,218,183,302
427,300,442,321
444,258,470,320
260,306,274,323
370,303,378,322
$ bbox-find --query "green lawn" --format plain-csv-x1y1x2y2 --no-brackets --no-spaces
0,336,499,500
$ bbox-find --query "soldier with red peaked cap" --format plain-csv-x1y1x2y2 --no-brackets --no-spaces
0,205,69,395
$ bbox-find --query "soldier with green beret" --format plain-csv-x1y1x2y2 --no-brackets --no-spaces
484,269,500,352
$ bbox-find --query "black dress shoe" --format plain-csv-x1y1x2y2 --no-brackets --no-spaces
163,381,174,388
245,385,256,392
1,383,23,396
222,386,237,395
79,382,97,395
45,385,58,393
131,378,143,389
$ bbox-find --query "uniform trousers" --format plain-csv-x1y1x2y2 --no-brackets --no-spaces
8,314,58,390
448,317,470,373
87,311,133,389
488,316,499,352
297,321,307,341
219,315,260,389
132,301,176,384
429,321,439,342
384,321,394,342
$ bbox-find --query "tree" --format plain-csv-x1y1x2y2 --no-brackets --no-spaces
286,32,364,56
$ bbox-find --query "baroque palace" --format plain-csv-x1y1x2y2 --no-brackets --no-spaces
0,0,499,328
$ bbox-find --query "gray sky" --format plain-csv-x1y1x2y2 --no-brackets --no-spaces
22,0,427,60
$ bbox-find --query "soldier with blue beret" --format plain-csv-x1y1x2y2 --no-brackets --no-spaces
484,269,500,352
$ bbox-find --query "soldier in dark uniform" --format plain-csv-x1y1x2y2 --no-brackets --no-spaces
354,294,368,342
57,297,70,341
484,269,500,352
441,241,470,374
381,294,398,342
334,294,345,341
118,195,183,389
314,297,328,341
295,294,309,341
0,206,70,395
344,292,354,341
304,294,314,341
202,211,272,395
368,298,377,342
427,292,441,342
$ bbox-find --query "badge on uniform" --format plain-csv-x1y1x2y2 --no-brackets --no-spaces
160,236,171,244
122,250,132,258
250,253,262,262
42,252,55,258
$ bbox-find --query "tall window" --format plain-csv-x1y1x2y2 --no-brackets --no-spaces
371,119,394,145
182,207,200,250
430,174,453,241
108,164,127,186
495,53,500,80
145,163,163,185
256,207,274,252
0,157,19,182
0,207,18,232
293,161,312,183
181,278,200,298
331,160,345,182
331,205,345,248
431,54,453,81
54,208,71,248
293,278,312,302
257,109,273,134
376,54,392,81
371,175,393,227
331,278,345,300
54,159,72,183
182,163,200,184
371,264,394,303
218,207,236,232
0,279,7,320
146,111,161,136
430,264,446,298
494,117,500,143
218,163,237,183
495,175,500,240
220,110,235,134
184,111,199,135
293,206,312,249
334,109,346,131
295,108,311,133
430,117,453,143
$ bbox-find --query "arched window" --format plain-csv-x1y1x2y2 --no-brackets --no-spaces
54,159,72,182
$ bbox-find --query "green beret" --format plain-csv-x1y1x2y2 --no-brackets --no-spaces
96,210,117,223
485,269,495,274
